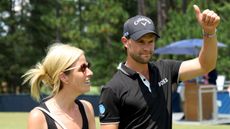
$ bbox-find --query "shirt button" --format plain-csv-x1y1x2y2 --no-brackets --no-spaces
143,79,146,81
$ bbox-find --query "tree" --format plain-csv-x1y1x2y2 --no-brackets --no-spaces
76,0,129,86
0,0,57,93
138,0,146,15
156,1,230,79
0,0,32,92
157,0,168,33
0,0,229,93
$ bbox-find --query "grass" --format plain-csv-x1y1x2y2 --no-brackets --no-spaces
173,124,230,129
0,112,99,129
0,112,28,129
0,112,229,129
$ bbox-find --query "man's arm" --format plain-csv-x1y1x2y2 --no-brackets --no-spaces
179,5,220,81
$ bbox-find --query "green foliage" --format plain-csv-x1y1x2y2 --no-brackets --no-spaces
214,2,230,79
84,86,100,95
0,0,57,92
72,0,129,86
0,0,229,93
157,1,201,47
156,1,230,79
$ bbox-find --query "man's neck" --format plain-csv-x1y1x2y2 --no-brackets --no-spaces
125,60,149,77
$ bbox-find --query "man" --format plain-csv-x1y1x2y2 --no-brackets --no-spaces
99,5,220,129
208,69,218,85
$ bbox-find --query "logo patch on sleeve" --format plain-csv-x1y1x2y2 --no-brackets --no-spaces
99,104,105,115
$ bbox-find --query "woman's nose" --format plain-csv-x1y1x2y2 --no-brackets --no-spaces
86,68,93,76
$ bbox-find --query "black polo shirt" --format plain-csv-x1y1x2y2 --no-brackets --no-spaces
99,60,182,129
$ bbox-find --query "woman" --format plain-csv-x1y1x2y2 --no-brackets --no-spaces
23,43,96,129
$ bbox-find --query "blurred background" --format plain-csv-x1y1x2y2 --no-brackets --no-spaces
0,0,230,129
0,0,230,94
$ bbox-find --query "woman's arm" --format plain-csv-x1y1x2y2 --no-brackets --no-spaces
27,108,47,129
81,100,97,129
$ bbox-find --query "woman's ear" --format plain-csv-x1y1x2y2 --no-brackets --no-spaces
59,72,68,84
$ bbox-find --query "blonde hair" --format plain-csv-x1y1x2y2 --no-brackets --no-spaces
22,43,84,101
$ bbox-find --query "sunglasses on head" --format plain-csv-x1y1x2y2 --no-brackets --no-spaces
64,62,91,73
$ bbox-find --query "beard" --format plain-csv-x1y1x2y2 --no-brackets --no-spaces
130,51,152,64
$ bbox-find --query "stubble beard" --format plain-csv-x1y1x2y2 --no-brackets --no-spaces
130,52,152,64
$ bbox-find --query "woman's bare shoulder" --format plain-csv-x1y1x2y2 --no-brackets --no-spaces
27,107,47,129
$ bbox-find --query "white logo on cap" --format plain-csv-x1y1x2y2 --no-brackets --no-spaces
134,17,152,26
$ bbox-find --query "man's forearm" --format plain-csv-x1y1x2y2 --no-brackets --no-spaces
198,30,218,72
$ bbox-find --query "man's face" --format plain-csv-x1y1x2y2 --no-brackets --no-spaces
127,33,156,64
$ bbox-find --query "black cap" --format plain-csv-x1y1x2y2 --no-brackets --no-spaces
123,15,160,40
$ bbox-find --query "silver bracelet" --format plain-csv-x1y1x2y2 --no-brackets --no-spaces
203,29,217,38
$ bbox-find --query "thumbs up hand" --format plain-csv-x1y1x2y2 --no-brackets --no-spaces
193,4,220,33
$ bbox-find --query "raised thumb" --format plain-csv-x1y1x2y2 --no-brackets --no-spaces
193,4,201,20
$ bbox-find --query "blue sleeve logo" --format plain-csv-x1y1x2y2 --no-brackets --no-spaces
99,104,105,114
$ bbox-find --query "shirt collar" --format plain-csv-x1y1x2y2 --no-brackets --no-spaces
117,62,137,76
117,62,153,76
117,62,152,92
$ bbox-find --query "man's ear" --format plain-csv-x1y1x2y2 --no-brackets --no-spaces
59,72,68,84
121,36,128,48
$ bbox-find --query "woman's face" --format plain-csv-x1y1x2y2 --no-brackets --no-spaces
64,54,93,94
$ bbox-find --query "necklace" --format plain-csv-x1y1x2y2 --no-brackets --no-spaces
51,100,79,122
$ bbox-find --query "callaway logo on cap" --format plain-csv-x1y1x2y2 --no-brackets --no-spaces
123,15,160,40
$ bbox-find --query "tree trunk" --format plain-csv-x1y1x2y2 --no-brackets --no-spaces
157,0,168,33
55,0,61,42
182,0,187,14
138,0,145,15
